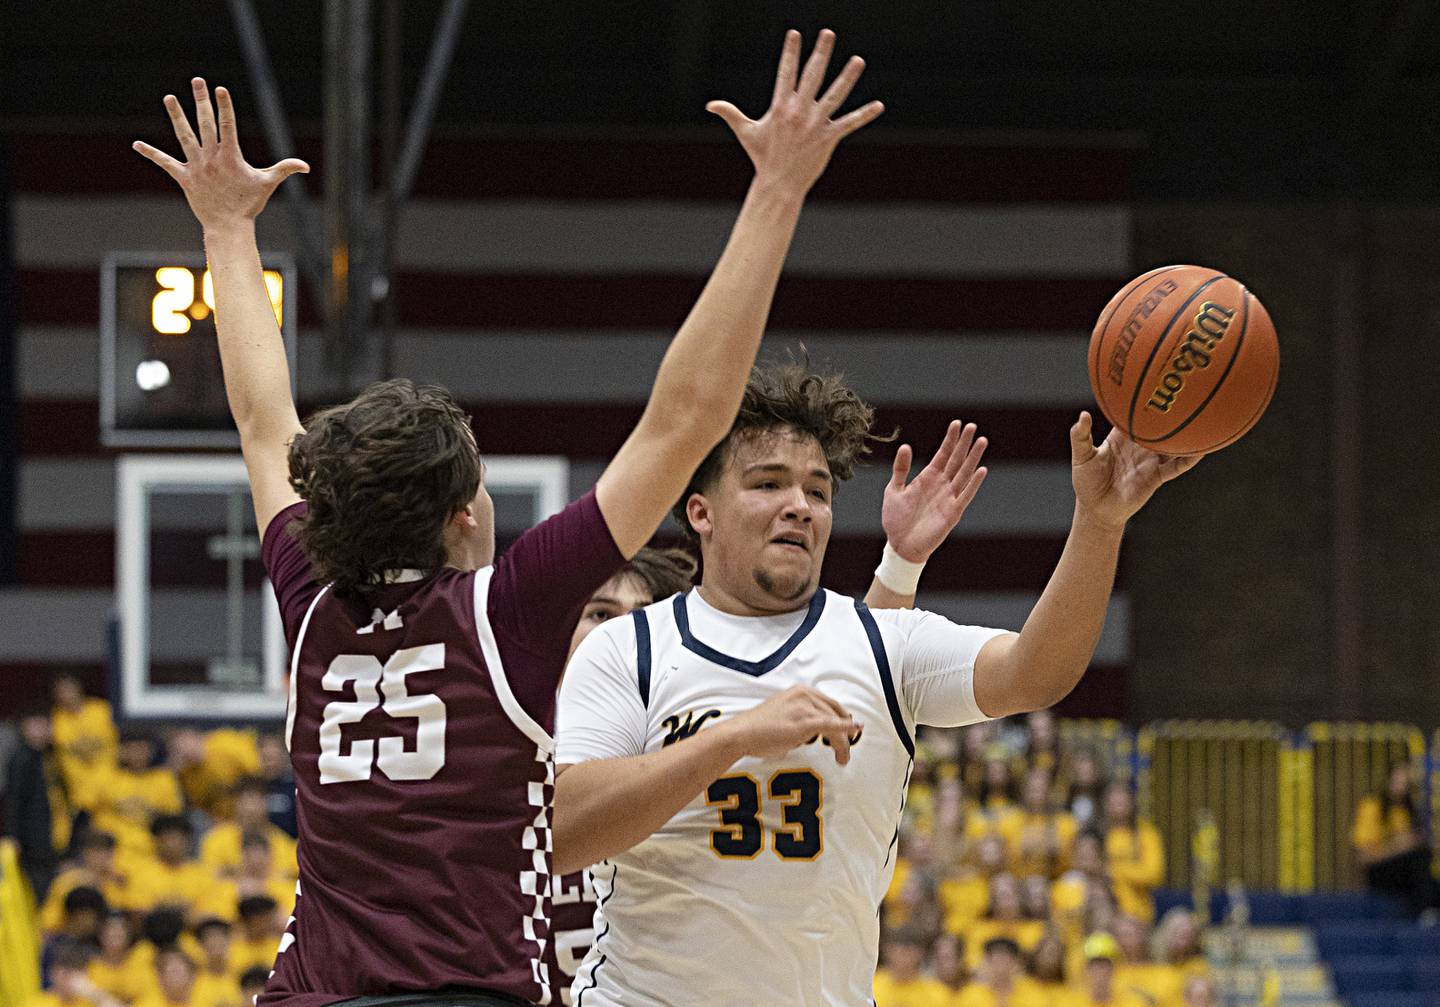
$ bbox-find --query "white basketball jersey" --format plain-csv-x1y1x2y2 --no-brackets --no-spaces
570,589,917,1006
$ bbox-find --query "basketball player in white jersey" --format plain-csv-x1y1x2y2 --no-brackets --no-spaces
546,422,990,1004
552,364,1200,1005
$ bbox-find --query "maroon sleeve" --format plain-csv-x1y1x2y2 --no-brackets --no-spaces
487,489,625,720
261,502,324,649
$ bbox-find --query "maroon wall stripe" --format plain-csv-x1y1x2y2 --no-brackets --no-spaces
13,134,1136,204
16,530,1106,594
19,267,1124,332
19,400,1097,461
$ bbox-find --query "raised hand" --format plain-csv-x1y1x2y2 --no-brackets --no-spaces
882,420,989,563
1069,411,1201,530
133,78,308,230
706,29,884,196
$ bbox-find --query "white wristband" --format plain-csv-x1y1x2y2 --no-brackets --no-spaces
875,542,926,595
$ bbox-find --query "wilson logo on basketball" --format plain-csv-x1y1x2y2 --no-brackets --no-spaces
1145,301,1236,414
1108,279,1179,385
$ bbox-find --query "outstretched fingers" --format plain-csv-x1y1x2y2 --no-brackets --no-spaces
818,54,865,116
215,86,239,146
796,28,836,100
889,444,914,491
949,435,988,492
1070,411,1099,465
941,422,975,479
191,78,218,147
265,157,311,181
132,141,185,183
163,94,200,161
833,99,885,137
1158,453,1203,481
771,29,802,104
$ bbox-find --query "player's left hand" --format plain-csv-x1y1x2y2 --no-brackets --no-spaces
882,420,988,563
133,78,309,229
1070,411,1201,530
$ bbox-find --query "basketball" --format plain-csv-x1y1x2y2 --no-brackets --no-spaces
1087,265,1279,456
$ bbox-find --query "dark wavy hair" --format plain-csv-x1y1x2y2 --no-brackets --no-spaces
671,360,890,540
287,379,481,592
621,546,698,602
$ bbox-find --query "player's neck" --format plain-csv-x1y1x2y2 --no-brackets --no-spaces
695,580,812,618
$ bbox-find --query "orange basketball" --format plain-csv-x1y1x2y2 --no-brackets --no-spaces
1087,265,1279,456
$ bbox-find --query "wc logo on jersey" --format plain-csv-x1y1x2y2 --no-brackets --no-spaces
661,709,722,748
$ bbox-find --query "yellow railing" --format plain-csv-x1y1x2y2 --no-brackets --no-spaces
1139,721,1288,890
0,839,41,1007
1306,721,1424,891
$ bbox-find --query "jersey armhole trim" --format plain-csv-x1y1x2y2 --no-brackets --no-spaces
473,566,556,754
853,600,915,759
633,610,651,709
285,585,331,752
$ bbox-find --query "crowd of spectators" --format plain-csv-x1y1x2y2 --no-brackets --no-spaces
3,679,1220,1007
874,711,1213,1007
1,675,296,1007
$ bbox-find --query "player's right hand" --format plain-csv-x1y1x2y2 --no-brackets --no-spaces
133,78,309,229
705,29,884,197
727,684,860,766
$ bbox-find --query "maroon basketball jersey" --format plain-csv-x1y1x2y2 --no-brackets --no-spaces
542,871,598,1006
259,492,622,1007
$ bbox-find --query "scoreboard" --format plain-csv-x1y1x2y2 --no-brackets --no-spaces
100,252,297,447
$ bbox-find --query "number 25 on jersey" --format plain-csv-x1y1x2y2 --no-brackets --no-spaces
319,644,448,784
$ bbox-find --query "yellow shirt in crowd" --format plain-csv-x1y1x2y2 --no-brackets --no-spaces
1053,989,1150,1007
963,920,1047,970
40,866,138,930
953,978,1046,1007
1351,796,1415,856
873,970,957,1007
1116,962,1187,1006
200,823,298,880
87,947,157,1004
25,995,96,1007
1105,821,1164,923
91,767,183,860
998,810,1078,877
194,972,246,1007
51,698,118,811
133,994,197,1007
125,858,217,914
198,876,297,922
176,730,260,818
230,935,282,976
938,874,990,934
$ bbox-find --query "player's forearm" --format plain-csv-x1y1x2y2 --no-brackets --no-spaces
203,222,302,442
991,508,1124,713
552,722,748,875
640,180,804,445
863,578,914,610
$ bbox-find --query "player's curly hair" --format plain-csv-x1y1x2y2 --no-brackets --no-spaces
620,547,698,602
671,360,891,540
286,379,481,593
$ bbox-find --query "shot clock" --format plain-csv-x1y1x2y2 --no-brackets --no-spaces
100,252,297,446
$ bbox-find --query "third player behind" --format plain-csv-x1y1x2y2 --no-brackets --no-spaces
553,365,1200,1004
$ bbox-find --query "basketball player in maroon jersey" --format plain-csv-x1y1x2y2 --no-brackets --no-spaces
133,29,882,1007
543,418,989,1003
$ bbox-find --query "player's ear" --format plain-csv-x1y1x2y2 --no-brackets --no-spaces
452,505,477,529
685,493,713,539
